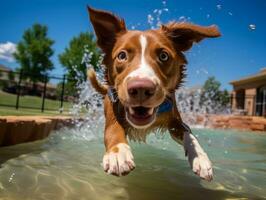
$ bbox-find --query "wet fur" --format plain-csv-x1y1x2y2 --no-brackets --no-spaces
87,68,107,95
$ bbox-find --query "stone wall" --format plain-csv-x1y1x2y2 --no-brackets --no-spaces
208,115,266,132
0,116,73,147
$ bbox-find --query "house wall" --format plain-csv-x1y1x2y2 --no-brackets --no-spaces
231,88,255,115
231,69,266,116
244,88,256,115
232,79,266,116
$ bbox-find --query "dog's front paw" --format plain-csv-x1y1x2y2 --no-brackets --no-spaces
189,151,213,181
103,143,135,176
184,133,213,181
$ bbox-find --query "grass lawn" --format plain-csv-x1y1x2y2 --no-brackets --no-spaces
0,91,73,116
0,107,71,116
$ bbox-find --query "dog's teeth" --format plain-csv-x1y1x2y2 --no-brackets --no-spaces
129,107,134,115
148,108,154,115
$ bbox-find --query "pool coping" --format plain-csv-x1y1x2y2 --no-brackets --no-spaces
0,116,76,147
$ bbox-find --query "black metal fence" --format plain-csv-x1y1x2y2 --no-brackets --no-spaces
0,69,76,113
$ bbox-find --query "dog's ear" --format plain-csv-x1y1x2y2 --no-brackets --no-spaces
87,6,126,53
161,22,221,52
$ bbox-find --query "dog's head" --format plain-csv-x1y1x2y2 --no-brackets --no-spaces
88,7,220,129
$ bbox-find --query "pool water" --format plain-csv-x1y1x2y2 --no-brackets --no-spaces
0,127,265,200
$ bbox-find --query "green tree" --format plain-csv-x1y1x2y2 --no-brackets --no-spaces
58,32,100,86
200,76,221,103
14,24,54,84
219,89,230,106
200,76,230,113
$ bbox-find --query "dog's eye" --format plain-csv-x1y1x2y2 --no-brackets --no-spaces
159,51,169,62
117,51,127,61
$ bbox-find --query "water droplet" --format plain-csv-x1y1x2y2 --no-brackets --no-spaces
206,14,211,19
224,150,228,154
216,4,222,10
8,173,15,183
179,16,186,21
228,12,233,16
249,24,256,30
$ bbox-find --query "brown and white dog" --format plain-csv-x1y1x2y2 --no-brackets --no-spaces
87,7,220,181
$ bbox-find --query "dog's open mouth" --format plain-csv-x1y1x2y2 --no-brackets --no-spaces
125,106,157,127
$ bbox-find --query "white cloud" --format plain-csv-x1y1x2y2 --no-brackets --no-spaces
0,42,17,62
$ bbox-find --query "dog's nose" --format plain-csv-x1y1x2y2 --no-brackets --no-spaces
127,78,156,101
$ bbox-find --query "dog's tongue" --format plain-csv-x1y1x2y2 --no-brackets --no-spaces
130,107,153,119
127,106,156,127
134,107,149,118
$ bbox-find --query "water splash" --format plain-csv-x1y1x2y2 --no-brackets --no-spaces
147,0,169,29
67,0,232,131
175,87,231,127
67,45,105,130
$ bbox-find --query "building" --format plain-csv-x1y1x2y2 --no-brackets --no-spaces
0,64,13,81
0,63,57,99
230,68,266,117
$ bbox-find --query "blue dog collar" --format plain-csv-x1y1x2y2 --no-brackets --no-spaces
157,100,173,114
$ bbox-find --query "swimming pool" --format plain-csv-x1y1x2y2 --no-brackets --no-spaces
0,127,265,199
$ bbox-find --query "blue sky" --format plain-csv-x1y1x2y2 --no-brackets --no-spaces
0,0,265,90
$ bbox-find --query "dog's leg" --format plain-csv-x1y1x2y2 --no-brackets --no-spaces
169,119,213,181
102,97,135,176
